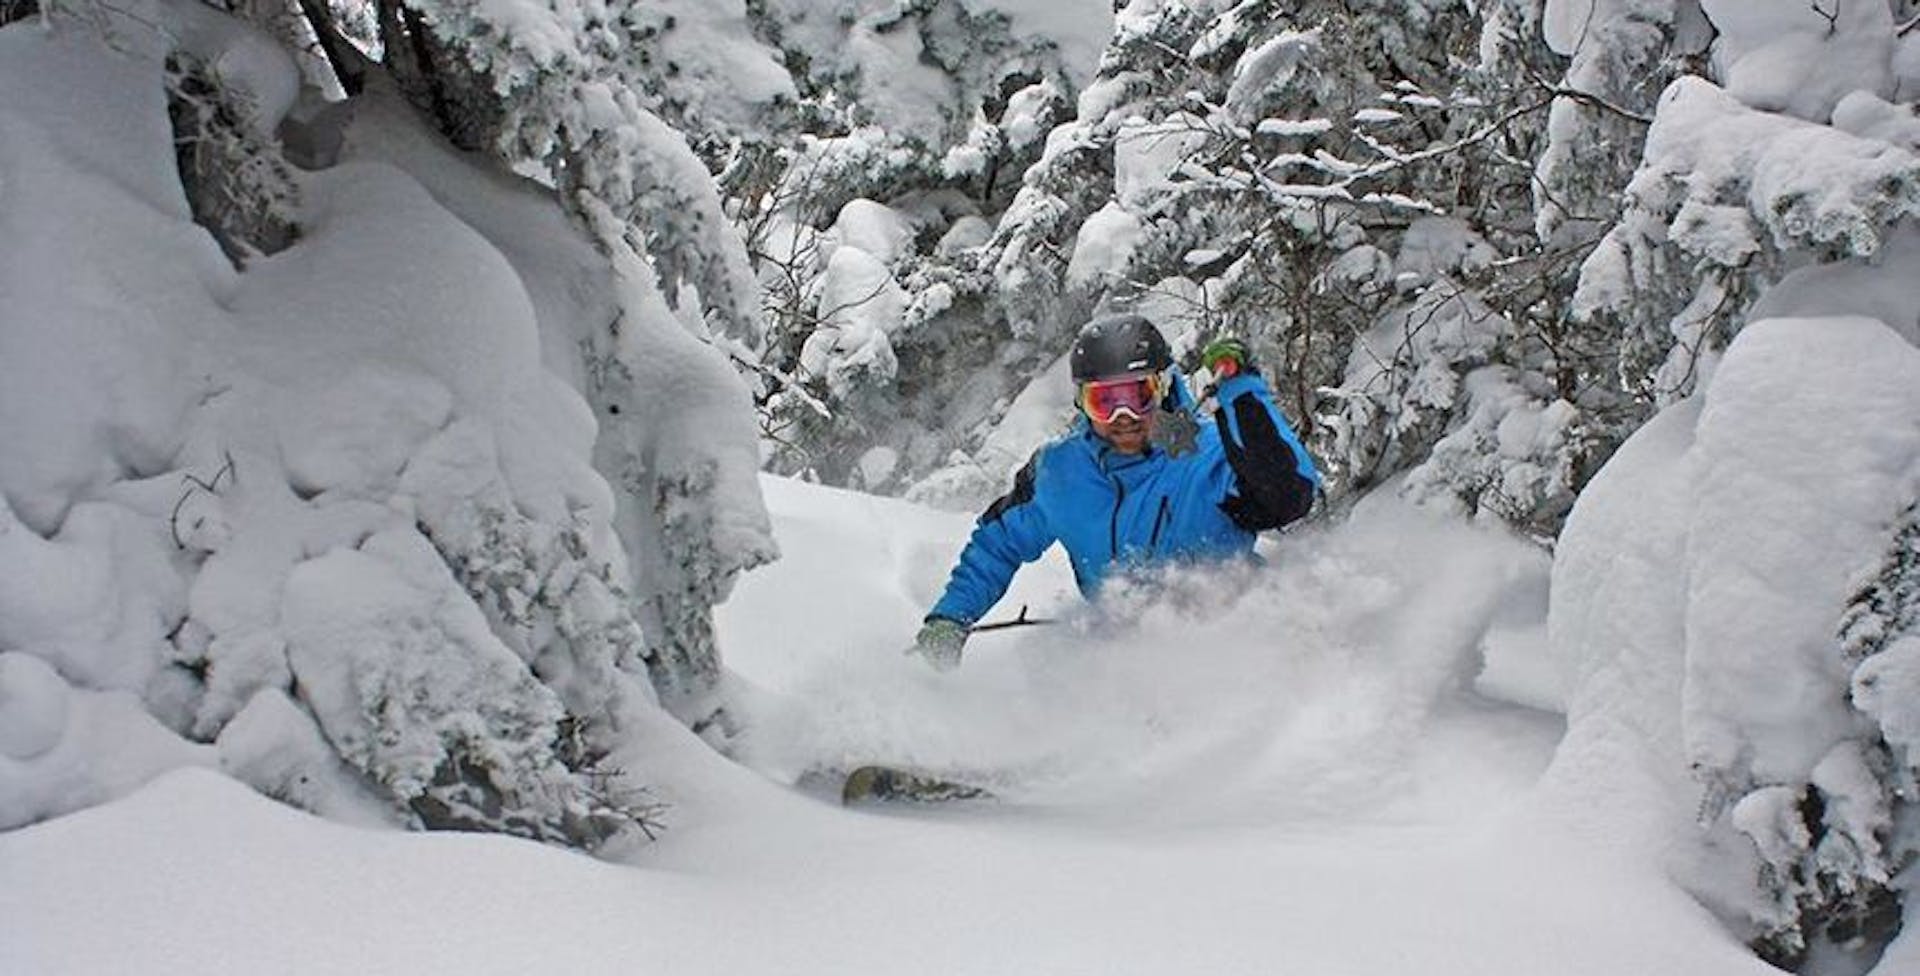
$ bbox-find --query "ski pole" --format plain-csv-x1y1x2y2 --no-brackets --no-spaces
970,604,1054,633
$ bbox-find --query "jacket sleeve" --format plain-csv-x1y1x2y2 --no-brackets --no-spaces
927,452,1057,627
1211,372,1321,531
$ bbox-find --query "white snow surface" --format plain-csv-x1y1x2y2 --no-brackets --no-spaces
6,473,1780,976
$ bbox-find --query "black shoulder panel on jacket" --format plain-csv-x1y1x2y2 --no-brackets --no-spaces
980,451,1040,526
1215,396,1316,532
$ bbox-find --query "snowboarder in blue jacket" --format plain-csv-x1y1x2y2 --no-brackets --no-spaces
909,314,1321,671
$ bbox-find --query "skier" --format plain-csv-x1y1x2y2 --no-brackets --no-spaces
908,313,1321,671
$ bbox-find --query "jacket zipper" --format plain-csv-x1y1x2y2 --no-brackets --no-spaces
1148,496,1170,552
1109,475,1127,562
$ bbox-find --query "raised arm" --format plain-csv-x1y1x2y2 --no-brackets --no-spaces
1208,366,1320,532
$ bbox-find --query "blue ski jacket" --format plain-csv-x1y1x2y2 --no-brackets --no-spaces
927,370,1320,627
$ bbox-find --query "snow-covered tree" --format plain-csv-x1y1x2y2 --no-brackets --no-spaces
0,0,779,850
709,0,1108,488
934,0,1624,534
1573,1,1920,406
1609,6,1920,964
274,0,785,730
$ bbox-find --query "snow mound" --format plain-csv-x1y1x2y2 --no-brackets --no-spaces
1539,314,1920,886
1684,317,1920,783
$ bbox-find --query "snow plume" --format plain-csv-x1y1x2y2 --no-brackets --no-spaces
0,8,773,848
1539,316,1920,970
728,477,1555,828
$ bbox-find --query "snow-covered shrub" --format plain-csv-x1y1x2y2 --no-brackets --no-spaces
1723,498,1920,969
0,1,775,849
573,216,780,731
255,0,786,726
327,0,769,344
1537,313,1920,973
1677,317,1920,971
282,529,652,846
1721,502,1920,970
1494,17,1917,925
1577,74,1920,407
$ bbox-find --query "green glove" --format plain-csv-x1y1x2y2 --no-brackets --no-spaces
1201,337,1254,379
907,617,968,672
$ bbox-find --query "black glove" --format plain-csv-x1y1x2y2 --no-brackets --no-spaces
1216,395,1316,531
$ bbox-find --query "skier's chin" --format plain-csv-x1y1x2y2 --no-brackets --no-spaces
1104,419,1149,454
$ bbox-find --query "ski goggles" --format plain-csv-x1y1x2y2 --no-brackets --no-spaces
1077,373,1162,423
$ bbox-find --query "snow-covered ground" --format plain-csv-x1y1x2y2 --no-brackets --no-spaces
5,474,1775,975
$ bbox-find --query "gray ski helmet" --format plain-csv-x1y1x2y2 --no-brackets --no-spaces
1070,314,1172,381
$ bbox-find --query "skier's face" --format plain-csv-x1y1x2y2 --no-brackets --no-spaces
1080,372,1159,454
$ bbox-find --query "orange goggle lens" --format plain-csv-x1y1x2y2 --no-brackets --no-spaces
1079,374,1160,423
